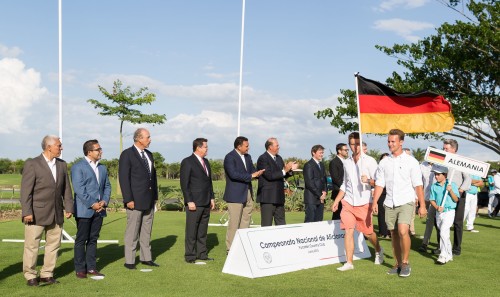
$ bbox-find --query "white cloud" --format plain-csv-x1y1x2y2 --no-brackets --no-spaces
373,18,434,42
0,43,23,58
0,58,48,134
375,0,430,12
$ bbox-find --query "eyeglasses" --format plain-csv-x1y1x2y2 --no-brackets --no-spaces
91,148,103,152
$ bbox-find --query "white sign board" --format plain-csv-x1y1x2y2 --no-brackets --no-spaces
424,147,490,178
222,220,370,278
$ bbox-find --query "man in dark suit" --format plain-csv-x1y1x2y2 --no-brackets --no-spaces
303,144,327,223
180,138,215,263
119,128,159,269
329,143,348,220
257,138,297,226
71,139,111,279
223,136,265,252
20,135,73,286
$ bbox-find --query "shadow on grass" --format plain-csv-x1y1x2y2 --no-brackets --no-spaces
206,233,219,255
473,222,500,230
151,235,178,261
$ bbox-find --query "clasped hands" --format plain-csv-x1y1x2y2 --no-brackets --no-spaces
92,200,106,212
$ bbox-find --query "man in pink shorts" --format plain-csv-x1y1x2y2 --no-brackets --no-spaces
331,132,384,271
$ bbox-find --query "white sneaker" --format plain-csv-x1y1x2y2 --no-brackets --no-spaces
374,247,384,265
469,229,479,233
437,256,449,264
337,262,354,271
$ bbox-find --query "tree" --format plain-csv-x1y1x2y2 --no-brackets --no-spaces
88,79,167,192
316,1,499,155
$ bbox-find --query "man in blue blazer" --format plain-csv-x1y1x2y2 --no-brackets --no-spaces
71,139,111,278
256,138,297,226
119,128,159,269
180,138,215,263
303,144,327,223
223,136,265,252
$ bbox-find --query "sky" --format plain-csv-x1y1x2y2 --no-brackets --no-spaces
1,0,498,163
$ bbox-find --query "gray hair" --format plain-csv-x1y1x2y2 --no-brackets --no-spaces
443,139,459,152
133,128,147,142
41,135,59,150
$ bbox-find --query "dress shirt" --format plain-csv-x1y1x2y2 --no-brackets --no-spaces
375,152,423,208
84,156,100,183
340,154,378,206
236,149,247,170
194,153,208,175
42,154,57,182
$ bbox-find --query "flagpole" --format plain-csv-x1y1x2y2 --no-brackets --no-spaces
354,73,366,184
58,0,63,156
237,0,246,136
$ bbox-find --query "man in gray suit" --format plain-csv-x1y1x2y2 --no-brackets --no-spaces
20,135,73,286
119,128,159,269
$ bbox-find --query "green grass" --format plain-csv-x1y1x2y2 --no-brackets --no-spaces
0,211,498,296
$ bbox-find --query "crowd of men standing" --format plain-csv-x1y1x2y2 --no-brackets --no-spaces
19,128,498,285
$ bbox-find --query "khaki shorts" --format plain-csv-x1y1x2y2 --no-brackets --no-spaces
384,202,415,230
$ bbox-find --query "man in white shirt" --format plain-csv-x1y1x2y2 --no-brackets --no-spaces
331,132,383,271
491,169,500,217
372,129,426,278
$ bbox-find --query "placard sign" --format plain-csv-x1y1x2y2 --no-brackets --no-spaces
222,220,370,278
425,147,490,178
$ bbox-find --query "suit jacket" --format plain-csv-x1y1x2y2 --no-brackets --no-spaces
20,154,73,226
303,158,327,205
71,158,112,218
180,154,214,207
223,149,255,203
119,146,158,211
329,156,344,199
256,152,292,204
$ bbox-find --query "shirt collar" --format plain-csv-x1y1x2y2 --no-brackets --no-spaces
84,156,99,166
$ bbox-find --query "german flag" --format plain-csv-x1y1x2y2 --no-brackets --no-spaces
357,75,454,133
427,149,446,164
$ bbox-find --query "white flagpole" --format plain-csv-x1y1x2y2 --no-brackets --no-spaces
58,0,63,155
354,73,366,185
237,0,246,136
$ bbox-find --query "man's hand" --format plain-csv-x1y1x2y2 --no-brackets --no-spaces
65,211,73,219
23,215,33,224
372,204,379,215
187,202,196,211
126,201,135,210
252,169,265,178
331,201,339,212
418,205,428,217
210,199,215,210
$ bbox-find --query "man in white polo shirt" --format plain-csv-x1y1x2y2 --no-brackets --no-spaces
372,129,426,278
331,132,384,271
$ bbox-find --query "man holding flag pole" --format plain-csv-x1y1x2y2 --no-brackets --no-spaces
353,73,455,276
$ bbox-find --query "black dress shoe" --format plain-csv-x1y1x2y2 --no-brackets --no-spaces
87,270,105,276
75,271,87,279
27,278,39,286
141,261,160,267
39,277,59,284
124,263,136,270
185,259,196,264
198,257,214,261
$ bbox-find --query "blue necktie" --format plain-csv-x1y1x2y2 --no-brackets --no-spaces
141,151,151,178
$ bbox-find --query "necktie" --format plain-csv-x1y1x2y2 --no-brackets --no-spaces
141,151,151,178
201,158,209,176
273,156,277,163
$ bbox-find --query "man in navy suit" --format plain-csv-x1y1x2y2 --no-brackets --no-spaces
119,128,159,269
303,144,327,223
71,139,111,278
223,136,265,252
257,138,297,226
180,138,215,263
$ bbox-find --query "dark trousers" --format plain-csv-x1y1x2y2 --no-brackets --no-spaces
185,205,210,261
452,192,466,254
331,189,342,220
377,194,389,236
492,194,500,216
304,203,324,223
260,203,286,226
74,213,103,272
